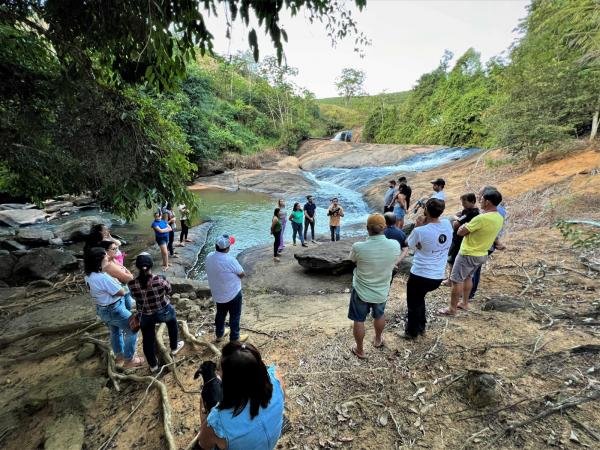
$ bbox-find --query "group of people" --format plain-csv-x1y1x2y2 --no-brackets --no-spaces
270,195,345,261
81,173,505,449
151,203,192,270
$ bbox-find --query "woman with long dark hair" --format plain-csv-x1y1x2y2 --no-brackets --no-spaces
271,208,282,262
277,199,287,253
197,342,285,450
84,247,144,368
288,202,308,247
127,253,184,372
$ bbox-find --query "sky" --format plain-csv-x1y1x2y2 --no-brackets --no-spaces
203,0,531,98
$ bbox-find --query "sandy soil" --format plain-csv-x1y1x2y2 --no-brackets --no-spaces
0,147,599,450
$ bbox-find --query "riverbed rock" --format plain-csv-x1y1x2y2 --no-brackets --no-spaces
169,277,211,298
0,251,16,280
54,216,111,242
44,413,85,450
14,248,78,280
16,228,56,246
75,343,97,362
0,239,27,252
44,201,74,214
482,296,524,313
0,208,47,227
72,195,96,206
294,238,359,275
0,203,37,210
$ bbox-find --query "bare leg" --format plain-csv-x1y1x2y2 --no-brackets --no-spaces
449,281,463,314
373,316,385,346
352,321,366,357
459,277,473,309
160,244,169,269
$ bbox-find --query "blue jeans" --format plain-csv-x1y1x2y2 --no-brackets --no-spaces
96,298,138,360
215,291,242,341
330,225,340,241
140,304,179,368
123,292,133,310
291,221,304,244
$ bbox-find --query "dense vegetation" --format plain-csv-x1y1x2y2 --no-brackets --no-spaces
319,91,409,129
0,0,366,218
362,0,600,161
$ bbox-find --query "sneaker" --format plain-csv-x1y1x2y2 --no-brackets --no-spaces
274,257,280,262
302,243,308,247
123,355,146,368
232,334,249,343
215,329,230,342
293,242,297,246
171,341,185,355
150,365,159,373
311,240,317,243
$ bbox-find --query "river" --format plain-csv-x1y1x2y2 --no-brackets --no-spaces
114,146,479,279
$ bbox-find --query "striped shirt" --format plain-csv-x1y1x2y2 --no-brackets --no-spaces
128,275,171,315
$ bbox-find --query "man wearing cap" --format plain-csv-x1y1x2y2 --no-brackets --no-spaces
205,235,248,343
327,197,345,241
348,214,401,359
303,195,317,243
383,180,396,213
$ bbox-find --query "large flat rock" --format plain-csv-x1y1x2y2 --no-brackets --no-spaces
0,209,47,227
13,248,78,280
53,215,112,242
293,237,359,275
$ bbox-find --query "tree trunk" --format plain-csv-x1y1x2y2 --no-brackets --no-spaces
590,94,600,141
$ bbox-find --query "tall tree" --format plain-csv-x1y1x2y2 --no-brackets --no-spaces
335,68,366,105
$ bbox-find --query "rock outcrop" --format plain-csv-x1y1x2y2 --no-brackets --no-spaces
294,238,358,275
13,248,78,280
54,216,111,242
0,209,47,227
16,228,56,246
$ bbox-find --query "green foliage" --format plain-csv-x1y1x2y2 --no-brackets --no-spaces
556,220,600,249
335,68,366,105
318,92,409,131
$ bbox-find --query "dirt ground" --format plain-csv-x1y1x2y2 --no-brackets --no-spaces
0,148,599,449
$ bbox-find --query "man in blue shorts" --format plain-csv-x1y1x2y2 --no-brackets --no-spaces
348,214,401,359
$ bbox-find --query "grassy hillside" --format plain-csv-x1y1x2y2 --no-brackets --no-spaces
317,92,409,130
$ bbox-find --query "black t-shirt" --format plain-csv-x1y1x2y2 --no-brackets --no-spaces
304,202,316,218
457,207,479,225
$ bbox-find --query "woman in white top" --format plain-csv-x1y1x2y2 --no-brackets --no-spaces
84,247,144,368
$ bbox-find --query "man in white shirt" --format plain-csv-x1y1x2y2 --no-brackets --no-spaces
205,235,248,342
405,198,452,338
430,178,446,201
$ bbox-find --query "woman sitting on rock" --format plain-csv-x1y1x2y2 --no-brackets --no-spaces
84,247,144,368
127,253,184,373
99,240,134,309
196,342,285,450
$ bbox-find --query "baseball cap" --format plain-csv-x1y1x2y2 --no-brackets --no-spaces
135,252,154,270
367,213,386,229
216,234,235,250
430,178,445,186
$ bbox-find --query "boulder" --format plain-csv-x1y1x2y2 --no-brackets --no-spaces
294,238,359,275
0,239,27,252
72,196,96,206
482,296,524,313
0,251,16,280
0,208,47,227
13,248,78,280
464,370,497,407
75,343,97,362
49,237,64,247
169,276,212,298
16,228,56,246
44,414,85,450
44,201,74,213
54,216,111,242
0,203,37,210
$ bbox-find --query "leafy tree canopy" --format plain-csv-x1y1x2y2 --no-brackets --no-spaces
335,67,366,105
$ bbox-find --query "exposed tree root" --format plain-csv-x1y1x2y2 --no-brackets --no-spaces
0,319,98,348
156,323,200,394
178,320,221,357
82,336,176,450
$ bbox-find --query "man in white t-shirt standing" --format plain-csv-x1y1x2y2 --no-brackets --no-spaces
205,235,248,343
405,198,452,338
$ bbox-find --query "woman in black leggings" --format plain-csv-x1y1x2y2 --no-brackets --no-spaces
179,205,190,245
271,208,282,262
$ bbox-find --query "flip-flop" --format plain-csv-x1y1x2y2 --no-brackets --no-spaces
351,346,367,360
437,307,456,316
372,339,385,349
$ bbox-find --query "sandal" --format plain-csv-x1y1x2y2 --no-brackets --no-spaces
351,345,367,360
437,307,457,316
372,339,385,349
123,356,146,368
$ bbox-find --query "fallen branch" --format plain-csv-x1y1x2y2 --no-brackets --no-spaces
460,426,489,450
566,411,600,442
240,326,276,338
156,324,200,395
492,389,600,442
